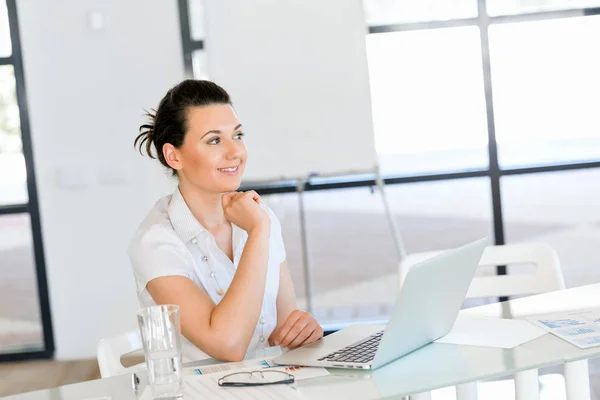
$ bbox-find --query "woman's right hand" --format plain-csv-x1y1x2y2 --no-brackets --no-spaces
221,191,270,234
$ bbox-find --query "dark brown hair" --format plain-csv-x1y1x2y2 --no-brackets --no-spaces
134,79,232,174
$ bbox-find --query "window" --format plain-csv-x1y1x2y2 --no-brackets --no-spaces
502,169,600,288
0,65,27,206
0,1,11,57
0,0,52,360
490,16,600,168
266,178,492,322
366,27,489,175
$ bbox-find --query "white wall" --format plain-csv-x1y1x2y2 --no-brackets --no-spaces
17,0,183,359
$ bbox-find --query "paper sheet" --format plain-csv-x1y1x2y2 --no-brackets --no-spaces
185,357,329,381
185,374,307,400
184,358,273,376
528,308,600,349
138,377,305,400
434,315,547,348
139,364,329,400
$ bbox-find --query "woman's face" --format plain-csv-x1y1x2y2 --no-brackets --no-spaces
170,104,247,193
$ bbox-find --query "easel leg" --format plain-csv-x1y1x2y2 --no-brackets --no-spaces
297,179,314,314
374,167,407,282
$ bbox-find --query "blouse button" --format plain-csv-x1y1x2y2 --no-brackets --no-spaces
202,256,208,262
191,238,198,244
259,336,265,343
259,318,266,325
217,289,225,296
210,271,216,278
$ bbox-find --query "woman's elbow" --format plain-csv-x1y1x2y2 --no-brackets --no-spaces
219,350,245,362
212,342,247,362
187,324,250,361
205,333,248,362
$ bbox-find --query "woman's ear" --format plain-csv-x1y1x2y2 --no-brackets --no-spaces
163,143,182,171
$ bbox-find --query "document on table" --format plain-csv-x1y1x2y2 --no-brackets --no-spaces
185,357,329,381
139,364,329,400
528,308,600,349
184,373,307,400
138,378,305,400
434,315,547,348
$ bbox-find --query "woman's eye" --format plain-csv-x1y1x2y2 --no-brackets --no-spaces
208,137,220,145
234,132,245,140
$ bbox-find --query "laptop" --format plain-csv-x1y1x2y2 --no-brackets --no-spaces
272,238,488,370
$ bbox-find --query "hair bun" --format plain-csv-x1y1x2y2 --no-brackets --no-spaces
134,110,157,159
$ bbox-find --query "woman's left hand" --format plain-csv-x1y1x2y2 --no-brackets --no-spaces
269,310,324,349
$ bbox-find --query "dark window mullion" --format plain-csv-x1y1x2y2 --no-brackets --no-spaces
501,160,600,176
0,56,12,64
477,0,505,249
190,40,204,51
489,6,600,25
369,18,479,34
0,204,28,215
478,0,510,303
178,0,195,78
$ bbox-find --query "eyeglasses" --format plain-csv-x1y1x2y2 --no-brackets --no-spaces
218,370,295,387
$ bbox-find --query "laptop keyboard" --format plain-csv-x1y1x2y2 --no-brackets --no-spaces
318,330,384,364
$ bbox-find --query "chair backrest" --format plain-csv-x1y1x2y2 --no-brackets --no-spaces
97,330,143,378
399,243,566,298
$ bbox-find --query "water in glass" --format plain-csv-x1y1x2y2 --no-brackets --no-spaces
137,304,183,400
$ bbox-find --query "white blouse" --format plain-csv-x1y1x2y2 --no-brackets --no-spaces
128,188,286,362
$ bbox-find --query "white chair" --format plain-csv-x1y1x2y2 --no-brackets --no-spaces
400,243,590,400
97,330,145,378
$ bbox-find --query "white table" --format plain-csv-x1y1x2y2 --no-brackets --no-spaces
7,283,600,400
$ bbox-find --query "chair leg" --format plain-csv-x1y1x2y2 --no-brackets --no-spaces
456,382,478,400
410,392,432,400
564,360,590,400
515,369,540,400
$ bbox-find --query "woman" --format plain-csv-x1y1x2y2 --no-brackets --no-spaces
128,80,323,362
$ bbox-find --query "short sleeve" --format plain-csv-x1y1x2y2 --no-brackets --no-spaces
263,205,287,265
128,225,194,296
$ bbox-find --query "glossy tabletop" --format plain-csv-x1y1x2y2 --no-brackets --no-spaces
7,283,600,400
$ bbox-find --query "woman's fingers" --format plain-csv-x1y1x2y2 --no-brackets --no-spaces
221,191,246,208
272,310,303,346
298,325,324,347
279,318,310,348
287,321,317,349
221,191,238,208
272,310,323,349
223,191,259,207
245,190,261,204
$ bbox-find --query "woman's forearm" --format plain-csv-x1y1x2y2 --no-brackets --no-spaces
208,225,270,356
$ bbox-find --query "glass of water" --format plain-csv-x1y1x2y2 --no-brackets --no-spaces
137,304,183,399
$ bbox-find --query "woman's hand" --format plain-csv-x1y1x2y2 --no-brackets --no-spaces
222,190,270,234
269,310,324,349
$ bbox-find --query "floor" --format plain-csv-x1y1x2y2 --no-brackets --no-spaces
0,359,101,397
0,355,144,397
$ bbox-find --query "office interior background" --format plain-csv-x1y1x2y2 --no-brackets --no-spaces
1,0,599,396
